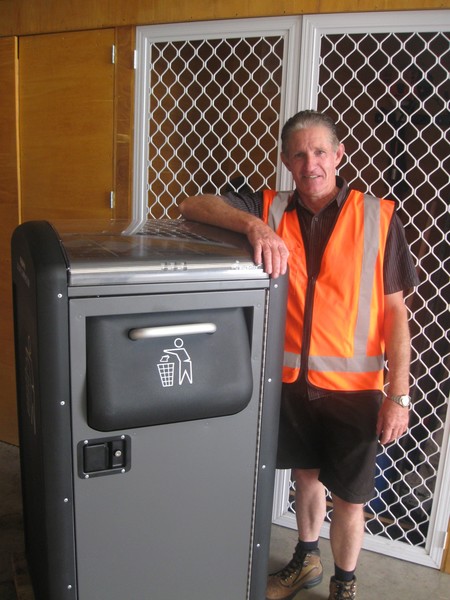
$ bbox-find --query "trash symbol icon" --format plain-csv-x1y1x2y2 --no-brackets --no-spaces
157,338,193,387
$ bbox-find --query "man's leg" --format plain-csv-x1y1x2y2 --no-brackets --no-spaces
329,494,365,572
327,493,363,599
266,468,325,600
294,468,326,540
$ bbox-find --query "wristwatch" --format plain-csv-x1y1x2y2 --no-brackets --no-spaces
388,394,411,408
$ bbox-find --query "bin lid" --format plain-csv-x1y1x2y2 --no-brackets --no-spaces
58,219,267,286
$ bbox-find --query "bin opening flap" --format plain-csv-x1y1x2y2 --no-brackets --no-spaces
86,307,253,431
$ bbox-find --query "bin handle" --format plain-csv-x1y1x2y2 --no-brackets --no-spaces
128,323,217,340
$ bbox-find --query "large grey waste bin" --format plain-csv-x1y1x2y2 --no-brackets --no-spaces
11,219,287,600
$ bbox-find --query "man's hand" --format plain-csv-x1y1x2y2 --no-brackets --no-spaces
246,221,289,278
376,397,410,445
179,194,289,278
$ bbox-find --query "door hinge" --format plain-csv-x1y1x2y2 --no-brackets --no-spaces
133,49,138,70
112,44,116,64
110,191,115,209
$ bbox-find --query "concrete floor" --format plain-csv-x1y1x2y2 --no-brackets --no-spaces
0,442,24,600
0,441,448,599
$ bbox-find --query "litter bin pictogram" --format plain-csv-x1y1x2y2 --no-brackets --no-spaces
158,355,175,387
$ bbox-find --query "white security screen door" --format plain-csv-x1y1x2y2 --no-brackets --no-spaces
132,17,301,226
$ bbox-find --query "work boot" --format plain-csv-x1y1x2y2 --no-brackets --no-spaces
266,542,323,600
328,576,357,599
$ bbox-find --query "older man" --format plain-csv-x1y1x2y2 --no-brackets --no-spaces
179,110,418,600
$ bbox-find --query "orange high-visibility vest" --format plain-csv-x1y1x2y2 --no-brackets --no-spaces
262,189,395,391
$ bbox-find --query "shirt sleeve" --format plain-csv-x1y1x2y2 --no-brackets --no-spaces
384,212,420,294
221,190,264,219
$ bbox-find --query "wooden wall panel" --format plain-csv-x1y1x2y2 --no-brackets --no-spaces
0,0,447,36
0,37,20,445
0,28,132,446
19,29,115,222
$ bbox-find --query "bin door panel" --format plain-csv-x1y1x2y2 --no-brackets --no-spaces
75,416,259,600
86,307,253,431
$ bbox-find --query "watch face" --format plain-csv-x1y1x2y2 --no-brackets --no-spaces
397,395,411,407
391,394,410,407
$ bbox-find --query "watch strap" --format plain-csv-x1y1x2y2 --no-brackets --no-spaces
388,394,411,408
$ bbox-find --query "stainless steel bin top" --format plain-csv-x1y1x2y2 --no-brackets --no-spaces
56,219,266,286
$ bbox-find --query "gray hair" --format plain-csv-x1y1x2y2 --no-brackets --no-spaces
281,110,341,155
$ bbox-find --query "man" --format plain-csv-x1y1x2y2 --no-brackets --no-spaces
179,110,418,600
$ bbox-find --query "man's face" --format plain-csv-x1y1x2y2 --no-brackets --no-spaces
281,125,345,207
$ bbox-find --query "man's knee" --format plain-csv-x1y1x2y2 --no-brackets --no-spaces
293,468,321,488
331,493,364,516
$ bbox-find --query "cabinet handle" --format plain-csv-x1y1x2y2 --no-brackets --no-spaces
128,323,217,340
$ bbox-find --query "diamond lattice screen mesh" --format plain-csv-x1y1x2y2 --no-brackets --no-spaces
287,30,450,549
146,36,284,218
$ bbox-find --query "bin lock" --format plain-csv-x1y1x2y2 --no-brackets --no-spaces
77,436,131,478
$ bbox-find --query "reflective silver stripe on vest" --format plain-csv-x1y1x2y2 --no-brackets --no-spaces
286,352,383,373
309,195,384,373
284,351,301,370
267,192,291,232
308,354,384,373
276,193,385,375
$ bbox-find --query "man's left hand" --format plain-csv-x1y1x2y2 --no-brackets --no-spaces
376,398,410,445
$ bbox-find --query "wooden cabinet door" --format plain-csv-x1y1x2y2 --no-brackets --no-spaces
19,29,115,221
0,37,20,445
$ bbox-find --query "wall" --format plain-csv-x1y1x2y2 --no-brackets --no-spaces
0,38,19,445
0,0,448,37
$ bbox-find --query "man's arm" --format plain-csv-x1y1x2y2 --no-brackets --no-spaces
376,290,412,445
179,194,289,277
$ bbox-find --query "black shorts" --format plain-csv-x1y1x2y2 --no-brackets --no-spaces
276,380,383,504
